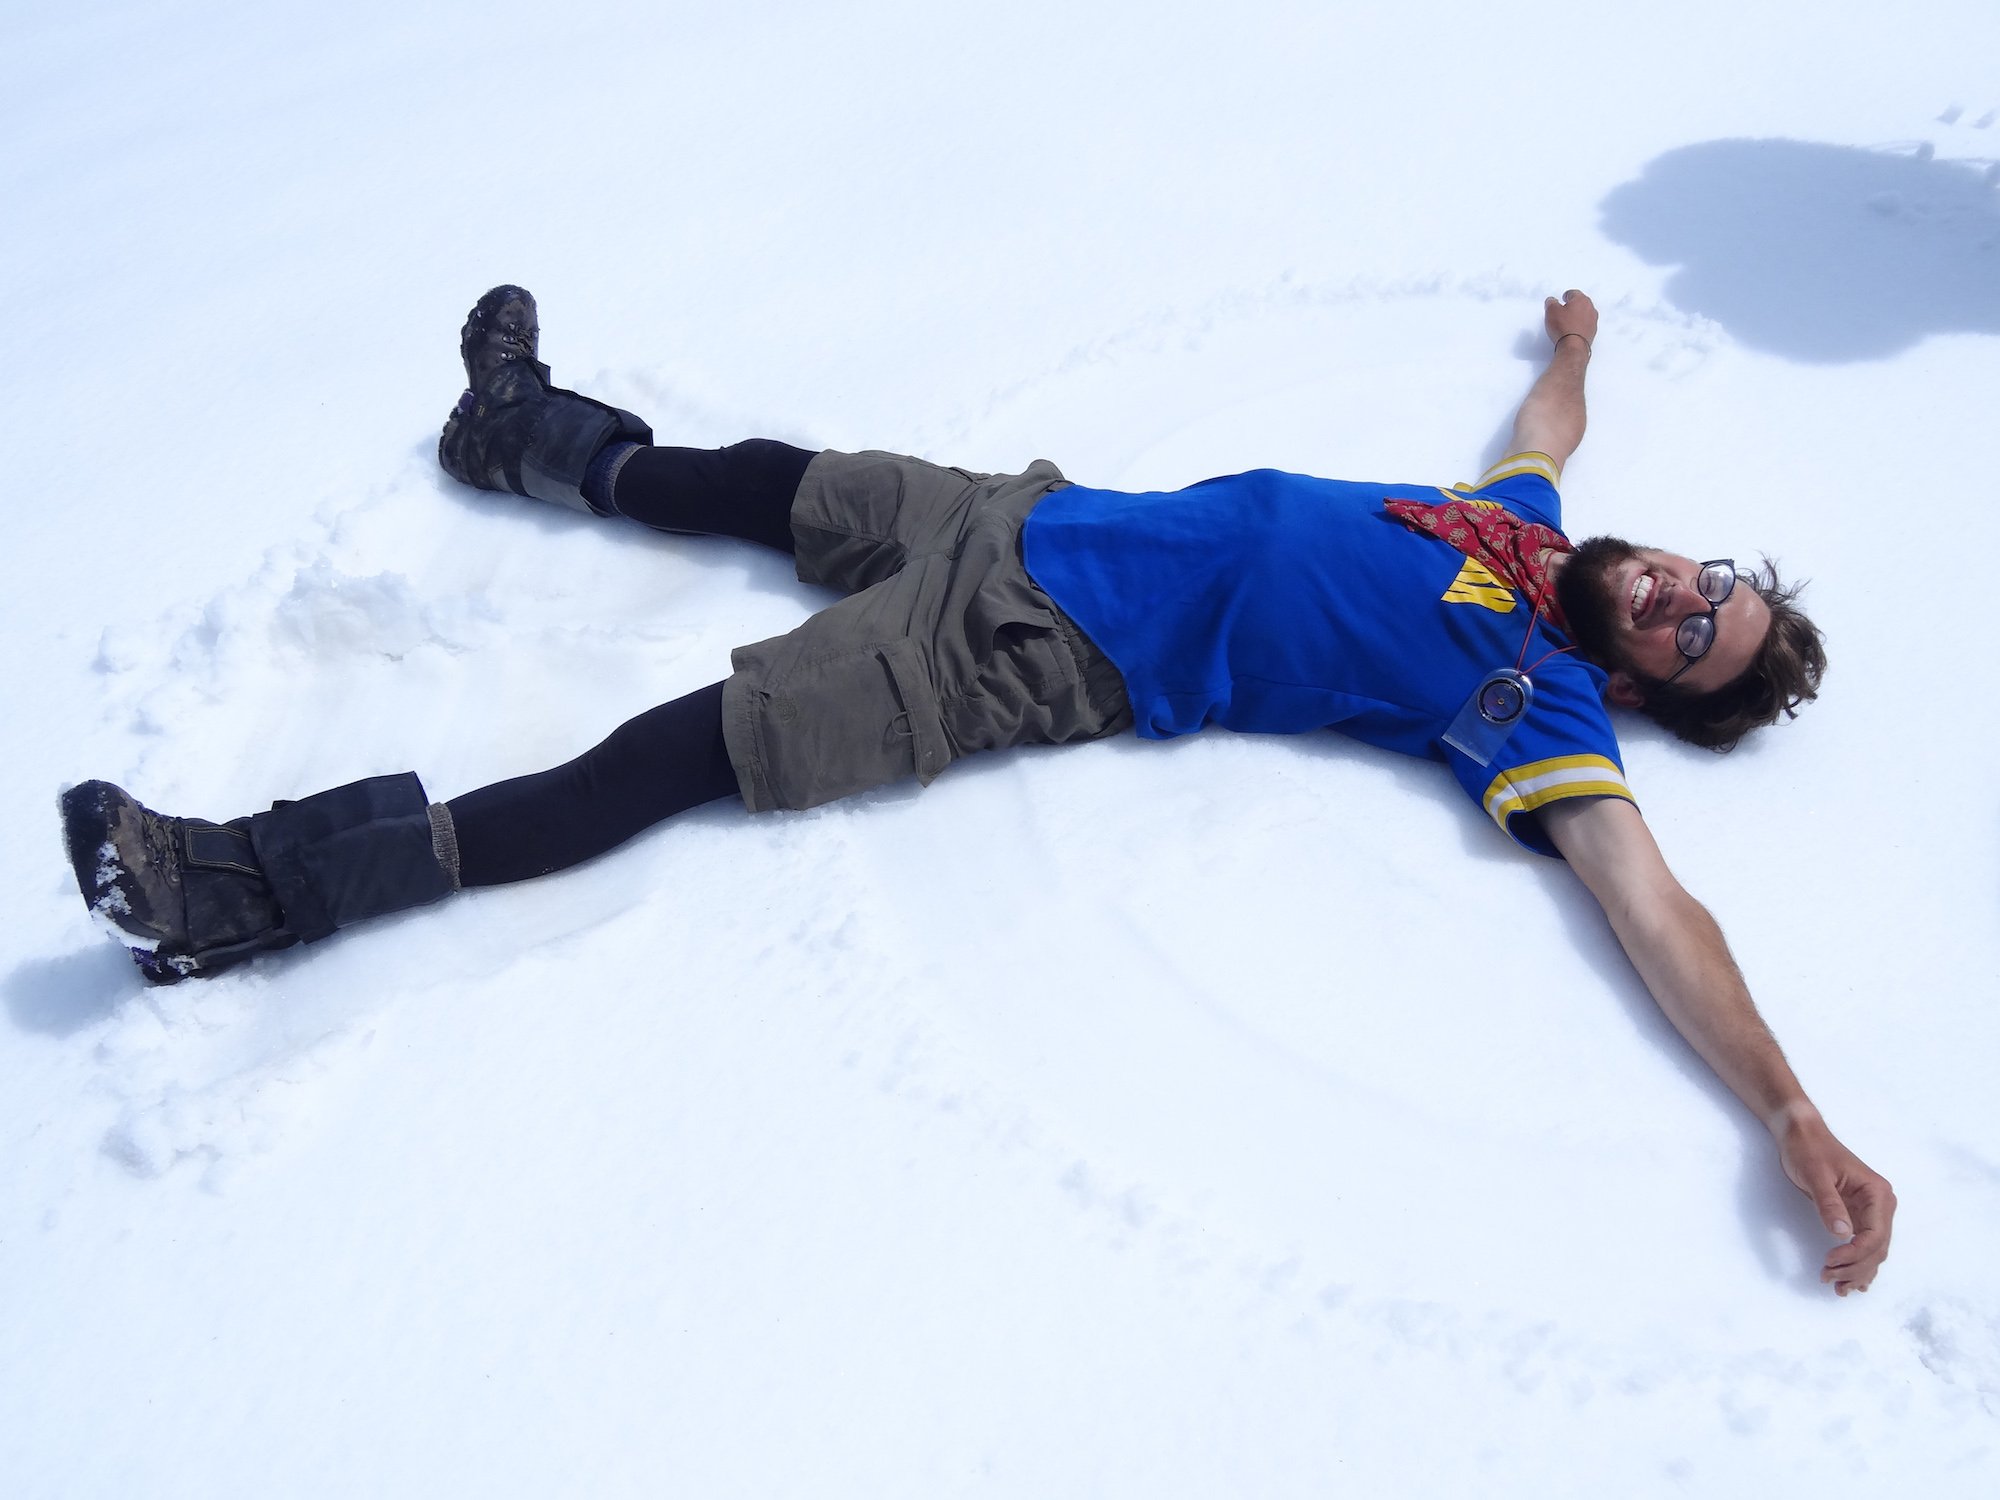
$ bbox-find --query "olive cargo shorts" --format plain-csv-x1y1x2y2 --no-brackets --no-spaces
721,450,1134,813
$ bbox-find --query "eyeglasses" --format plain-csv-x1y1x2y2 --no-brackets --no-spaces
1663,559,1745,684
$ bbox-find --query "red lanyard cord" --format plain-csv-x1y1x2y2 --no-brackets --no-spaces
1514,576,1576,679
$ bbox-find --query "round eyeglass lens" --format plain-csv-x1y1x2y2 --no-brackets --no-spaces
1675,613,1716,658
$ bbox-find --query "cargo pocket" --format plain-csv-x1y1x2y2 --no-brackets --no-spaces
747,636,955,810
877,637,954,787
965,581,1078,702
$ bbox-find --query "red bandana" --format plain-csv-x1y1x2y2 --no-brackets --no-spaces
1384,495,1573,632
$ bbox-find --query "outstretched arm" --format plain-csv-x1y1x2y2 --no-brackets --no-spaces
1539,795,1896,1295
1509,290,1598,471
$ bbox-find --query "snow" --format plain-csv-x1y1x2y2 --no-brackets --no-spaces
5,1,1999,1494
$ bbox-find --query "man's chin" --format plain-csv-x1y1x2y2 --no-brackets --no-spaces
1557,535,1642,671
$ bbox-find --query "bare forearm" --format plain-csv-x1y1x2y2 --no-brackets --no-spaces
1510,334,1591,470
1541,796,1896,1291
1603,884,1808,1128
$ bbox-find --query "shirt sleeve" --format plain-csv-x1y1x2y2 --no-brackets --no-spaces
1453,451,1564,530
1441,658,1635,857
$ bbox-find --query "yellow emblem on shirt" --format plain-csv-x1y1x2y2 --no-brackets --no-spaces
1441,557,1517,613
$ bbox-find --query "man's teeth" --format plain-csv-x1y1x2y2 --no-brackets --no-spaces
1631,573,1654,620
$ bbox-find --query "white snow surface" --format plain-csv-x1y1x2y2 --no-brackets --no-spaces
6,2,2000,1494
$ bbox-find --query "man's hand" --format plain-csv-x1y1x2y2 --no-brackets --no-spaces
1544,288,1598,348
1774,1104,1897,1295
1509,290,1598,467
1544,797,1897,1298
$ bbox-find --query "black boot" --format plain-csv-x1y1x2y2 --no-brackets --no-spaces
60,773,457,984
436,285,652,516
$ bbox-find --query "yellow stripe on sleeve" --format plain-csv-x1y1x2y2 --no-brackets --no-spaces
1482,755,1634,827
1472,451,1562,491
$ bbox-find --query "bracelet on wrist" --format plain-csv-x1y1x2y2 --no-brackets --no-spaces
1556,332,1592,351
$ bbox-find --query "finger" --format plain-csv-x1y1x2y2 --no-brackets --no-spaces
1563,288,1583,303
1803,1176,1854,1238
1846,1178,1895,1241
1824,1240,1888,1288
1841,1225,1889,1265
1840,1189,1894,1265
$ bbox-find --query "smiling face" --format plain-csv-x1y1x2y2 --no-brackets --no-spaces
1553,536,1774,703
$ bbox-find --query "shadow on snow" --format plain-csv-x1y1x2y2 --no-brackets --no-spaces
5,946,137,1037
1599,138,2000,363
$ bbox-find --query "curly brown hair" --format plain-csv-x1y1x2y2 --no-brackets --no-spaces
1635,561,1827,751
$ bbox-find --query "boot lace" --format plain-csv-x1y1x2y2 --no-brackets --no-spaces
136,807,184,888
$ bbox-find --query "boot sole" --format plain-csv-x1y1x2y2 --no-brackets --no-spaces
58,781,168,946
460,285,540,387
437,388,476,485
59,783,203,983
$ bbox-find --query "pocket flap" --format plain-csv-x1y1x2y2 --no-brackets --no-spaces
878,639,953,786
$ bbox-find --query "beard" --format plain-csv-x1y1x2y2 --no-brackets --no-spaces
1555,535,1646,676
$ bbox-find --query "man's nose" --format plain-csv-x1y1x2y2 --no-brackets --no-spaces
1661,575,1707,623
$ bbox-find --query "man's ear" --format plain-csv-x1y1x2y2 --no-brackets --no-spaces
1606,670,1647,708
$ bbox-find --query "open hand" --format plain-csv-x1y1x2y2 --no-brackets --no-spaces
1776,1110,1896,1295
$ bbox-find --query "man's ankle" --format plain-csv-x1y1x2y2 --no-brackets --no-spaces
582,440,646,514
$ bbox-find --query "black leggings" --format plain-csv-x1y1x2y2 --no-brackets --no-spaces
445,440,815,887
608,438,812,553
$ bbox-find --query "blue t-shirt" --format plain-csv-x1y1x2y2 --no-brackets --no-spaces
1020,453,1635,857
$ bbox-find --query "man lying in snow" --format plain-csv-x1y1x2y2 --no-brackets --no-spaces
61,286,1895,1293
